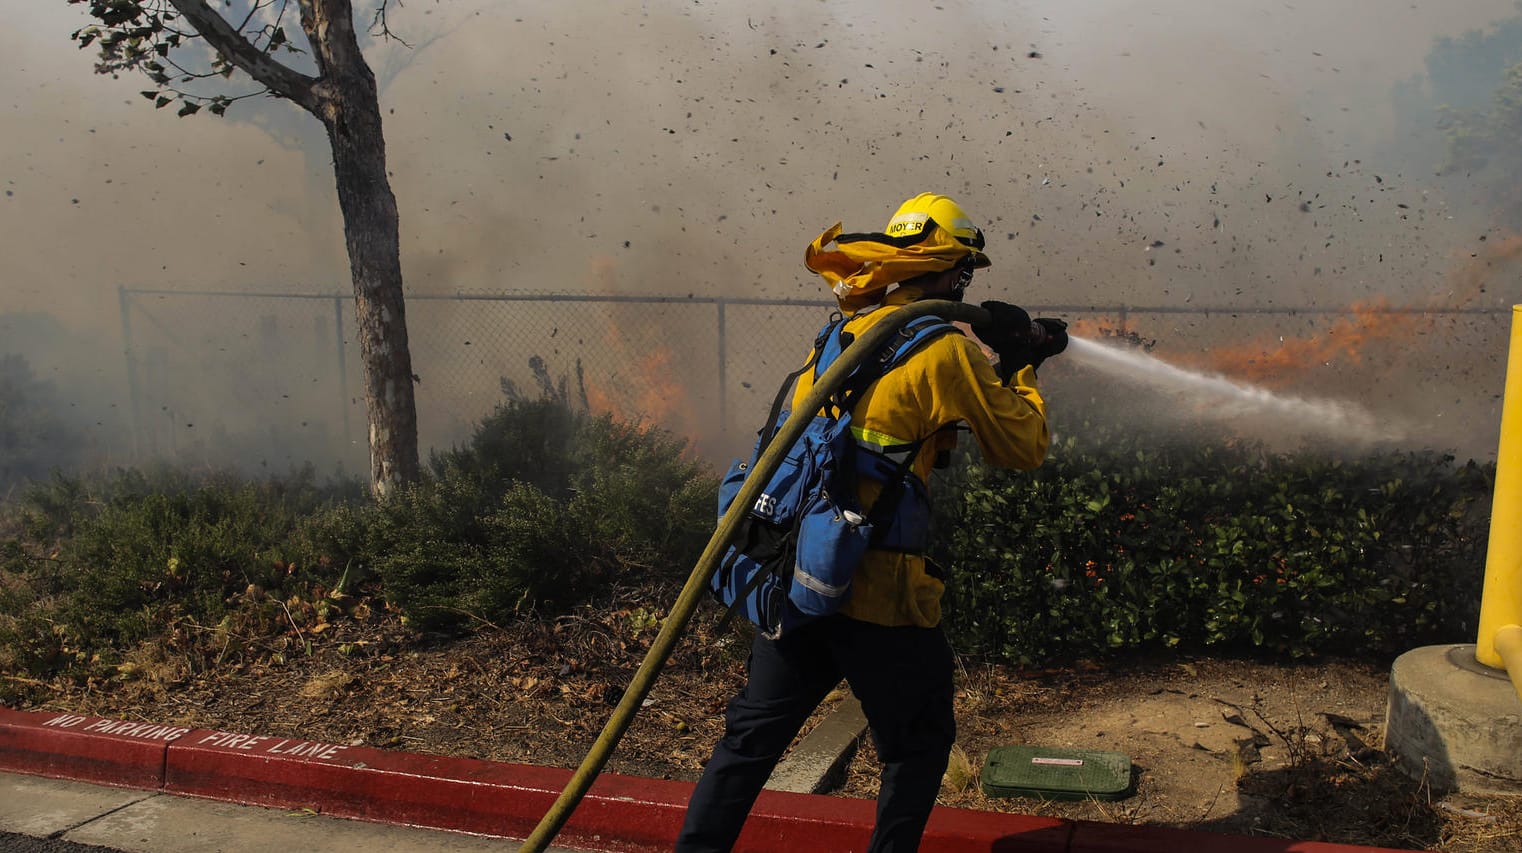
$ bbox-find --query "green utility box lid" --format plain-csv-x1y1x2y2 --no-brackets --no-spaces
980,745,1134,801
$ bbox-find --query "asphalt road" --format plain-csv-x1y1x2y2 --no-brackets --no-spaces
0,832,127,852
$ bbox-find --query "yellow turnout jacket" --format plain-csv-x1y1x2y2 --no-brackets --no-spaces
789,287,1049,628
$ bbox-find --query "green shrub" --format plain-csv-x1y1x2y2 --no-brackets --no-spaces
1,353,1498,687
0,464,361,687
936,420,1492,665
0,389,721,684
302,397,720,631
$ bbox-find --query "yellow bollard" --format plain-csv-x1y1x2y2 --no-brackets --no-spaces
1497,624,1522,701
1476,305,1522,678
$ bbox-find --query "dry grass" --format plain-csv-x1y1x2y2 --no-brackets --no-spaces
941,744,977,795
1438,795,1522,853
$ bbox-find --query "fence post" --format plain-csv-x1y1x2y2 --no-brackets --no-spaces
117,285,142,463
717,299,727,436
333,296,352,448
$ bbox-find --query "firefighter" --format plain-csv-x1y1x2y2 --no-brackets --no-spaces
677,193,1066,853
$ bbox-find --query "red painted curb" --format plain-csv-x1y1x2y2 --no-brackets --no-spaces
0,706,181,790
918,804,1071,852
0,708,1410,853
165,725,689,851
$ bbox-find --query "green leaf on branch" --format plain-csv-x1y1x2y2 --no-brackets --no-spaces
176,101,201,117
936,422,1491,666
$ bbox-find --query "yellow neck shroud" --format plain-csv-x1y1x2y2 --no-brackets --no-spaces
805,222,985,314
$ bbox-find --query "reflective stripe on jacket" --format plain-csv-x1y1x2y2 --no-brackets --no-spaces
790,287,1049,627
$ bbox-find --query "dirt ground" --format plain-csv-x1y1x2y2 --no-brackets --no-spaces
11,594,1521,853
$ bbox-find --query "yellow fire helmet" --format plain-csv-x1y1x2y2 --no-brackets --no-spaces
805,193,991,313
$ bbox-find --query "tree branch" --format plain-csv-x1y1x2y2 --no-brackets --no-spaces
164,0,321,112
369,0,411,48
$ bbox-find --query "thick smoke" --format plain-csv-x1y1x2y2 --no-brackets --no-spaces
2,0,1519,478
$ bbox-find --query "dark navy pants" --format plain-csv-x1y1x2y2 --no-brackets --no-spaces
675,615,956,853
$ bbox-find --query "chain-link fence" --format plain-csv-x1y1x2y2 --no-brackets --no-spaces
117,287,1514,476
117,289,850,475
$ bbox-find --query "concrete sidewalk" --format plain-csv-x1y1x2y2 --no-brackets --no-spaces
0,771,578,853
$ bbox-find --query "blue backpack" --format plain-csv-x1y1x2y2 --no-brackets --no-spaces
710,312,960,637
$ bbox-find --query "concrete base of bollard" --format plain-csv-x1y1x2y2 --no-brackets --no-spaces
1384,644,1522,794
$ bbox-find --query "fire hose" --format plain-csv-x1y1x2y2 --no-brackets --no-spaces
516,300,993,852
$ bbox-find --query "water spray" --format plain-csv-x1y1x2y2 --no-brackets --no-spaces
1063,335,1404,445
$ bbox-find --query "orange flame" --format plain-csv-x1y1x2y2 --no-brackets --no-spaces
584,341,697,435
578,256,703,442
1168,234,1522,386
1201,298,1420,386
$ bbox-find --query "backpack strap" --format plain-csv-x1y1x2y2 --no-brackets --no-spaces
713,539,763,636
825,314,960,418
863,422,958,544
837,317,963,544
756,315,844,458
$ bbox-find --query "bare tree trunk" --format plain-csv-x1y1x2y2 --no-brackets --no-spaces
303,0,420,496
326,101,419,496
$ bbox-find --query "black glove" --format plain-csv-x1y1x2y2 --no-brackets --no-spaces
972,301,1037,382
1032,317,1069,368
